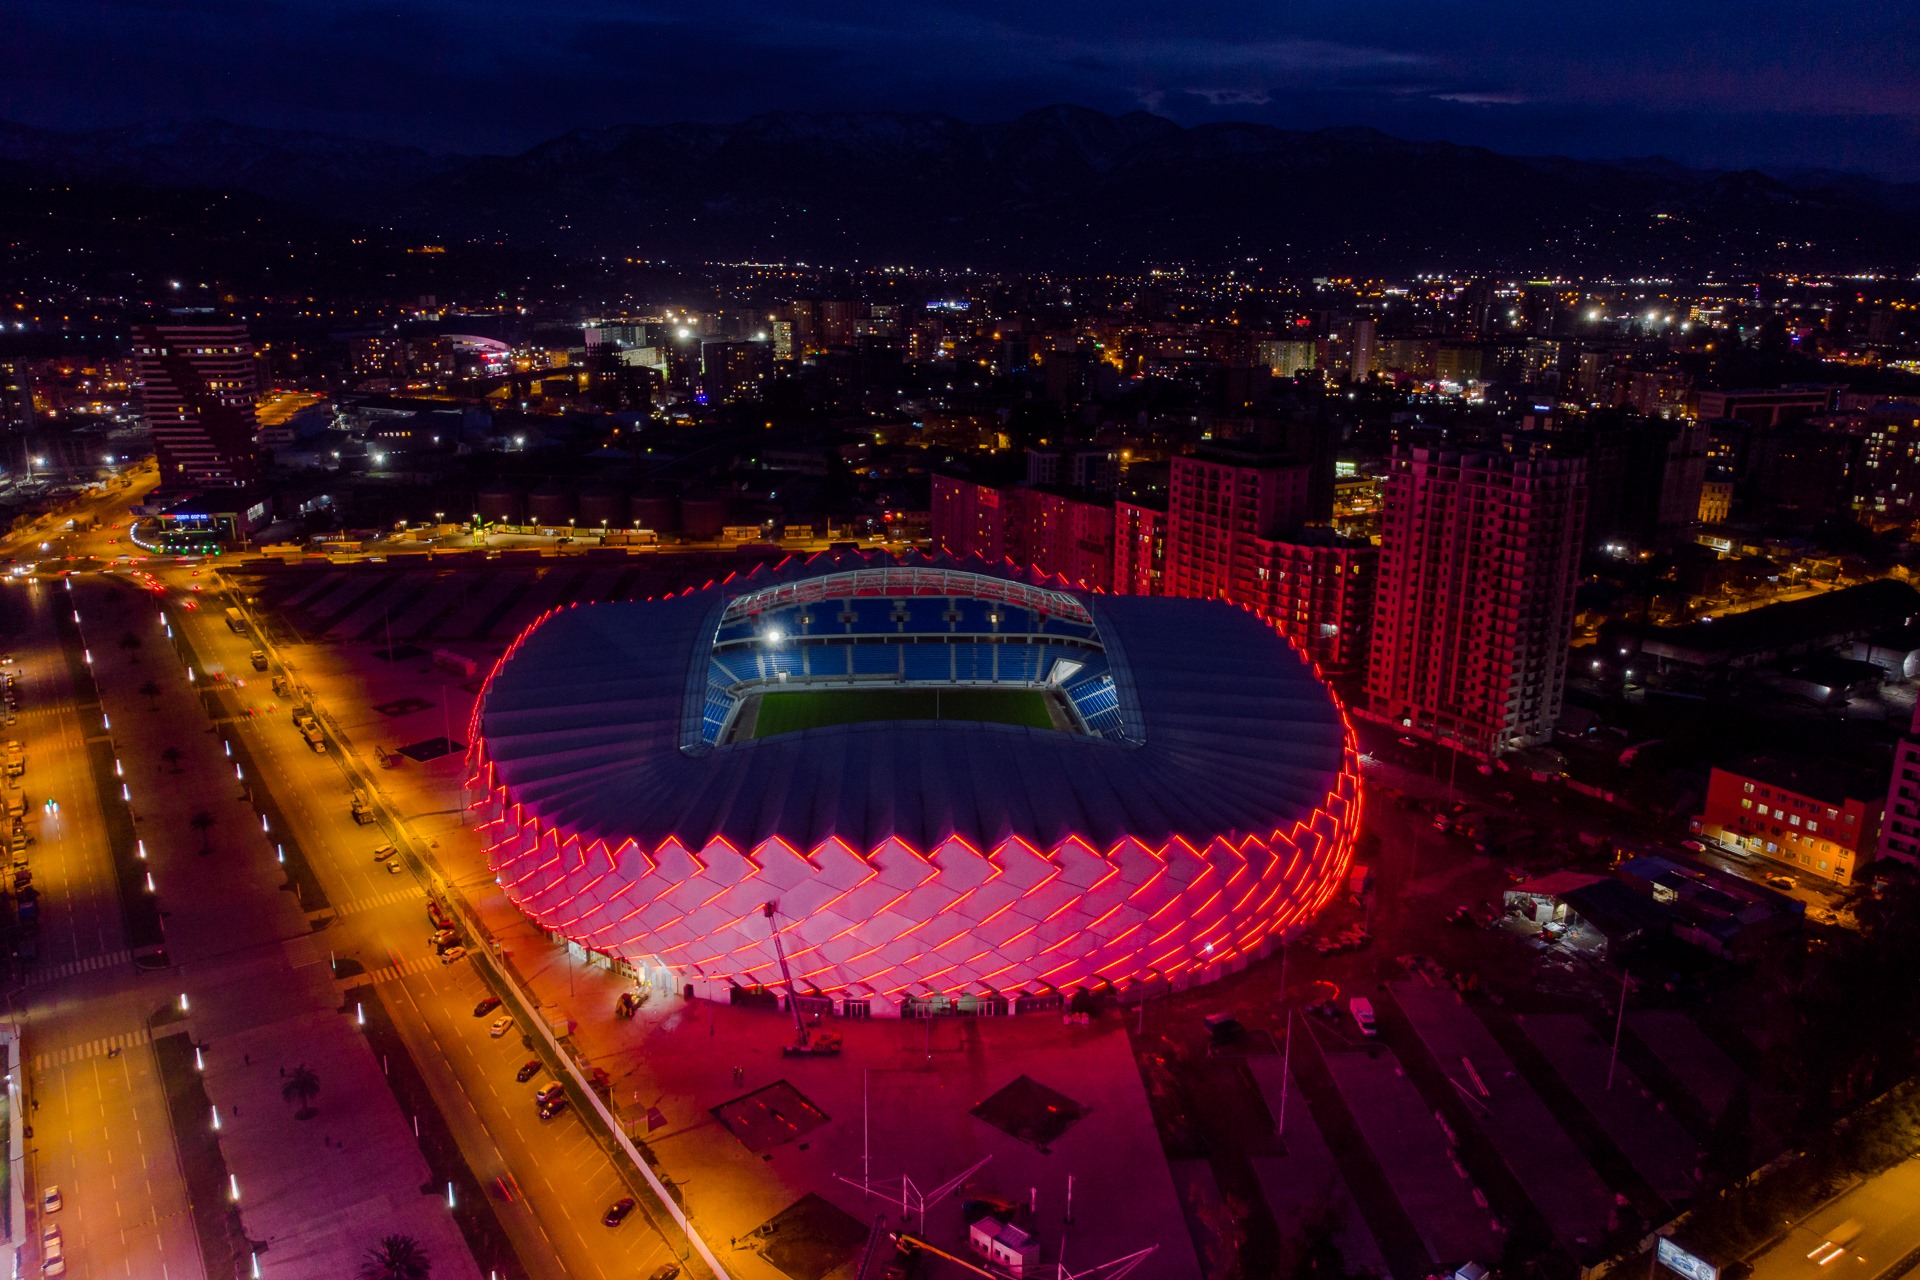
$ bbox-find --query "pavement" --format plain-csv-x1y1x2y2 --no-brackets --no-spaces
1,571,206,1280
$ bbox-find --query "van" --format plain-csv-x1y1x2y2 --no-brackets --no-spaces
1349,997,1378,1037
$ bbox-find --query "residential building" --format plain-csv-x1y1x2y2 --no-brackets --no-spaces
929,474,1114,590
131,322,261,487
1243,529,1377,682
1693,758,1881,886
1366,447,1587,757
1112,498,1167,598
1878,703,1920,870
1695,386,1838,427
1163,449,1314,602
700,340,774,403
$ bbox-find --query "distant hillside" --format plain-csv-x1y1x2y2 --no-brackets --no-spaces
4,106,1917,274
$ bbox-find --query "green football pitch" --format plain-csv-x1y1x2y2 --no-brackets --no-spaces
751,687,1053,738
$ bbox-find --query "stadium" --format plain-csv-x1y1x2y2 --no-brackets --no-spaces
467,551,1361,1017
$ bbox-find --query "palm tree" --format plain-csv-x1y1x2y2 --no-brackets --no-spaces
138,679,160,707
189,809,215,854
160,746,183,773
357,1235,430,1280
281,1064,320,1120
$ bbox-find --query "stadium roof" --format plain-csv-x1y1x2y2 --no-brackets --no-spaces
476,561,1350,856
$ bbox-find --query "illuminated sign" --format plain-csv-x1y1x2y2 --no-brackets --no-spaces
1657,1238,1718,1280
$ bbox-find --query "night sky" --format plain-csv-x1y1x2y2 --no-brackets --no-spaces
6,0,1917,178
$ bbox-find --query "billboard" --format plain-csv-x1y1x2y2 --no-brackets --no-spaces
1657,1238,1719,1280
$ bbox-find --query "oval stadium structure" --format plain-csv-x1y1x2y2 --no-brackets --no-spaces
467,552,1361,1016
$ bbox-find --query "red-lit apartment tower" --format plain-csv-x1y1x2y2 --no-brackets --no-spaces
1163,450,1375,682
929,474,1114,591
1113,498,1167,597
132,323,260,487
1164,451,1314,600
1366,447,1586,757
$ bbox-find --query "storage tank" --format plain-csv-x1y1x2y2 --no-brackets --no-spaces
630,488,680,534
527,480,577,528
679,491,730,541
577,482,628,530
474,482,525,527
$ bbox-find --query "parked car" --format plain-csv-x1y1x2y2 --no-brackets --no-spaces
1349,997,1378,1037
489,1014,514,1037
472,996,501,1017
534,1082,565,1107
603,1197,637,1227
645,1266,682,1280
439,946,468,965
537,1096,570,1121
515,1060,543,1083
41,1186,60,1214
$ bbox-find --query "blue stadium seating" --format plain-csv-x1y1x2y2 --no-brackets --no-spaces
701,591,1125,745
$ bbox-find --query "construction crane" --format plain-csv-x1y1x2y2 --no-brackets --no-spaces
763,901,842,1057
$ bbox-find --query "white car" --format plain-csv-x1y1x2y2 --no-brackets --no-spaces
439,946,468,965
41,1186,59,1214
489,1015,514,1038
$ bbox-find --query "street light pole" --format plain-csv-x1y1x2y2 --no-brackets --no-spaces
1607,963,1631,1091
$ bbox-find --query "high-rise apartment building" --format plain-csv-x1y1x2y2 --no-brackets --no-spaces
1163,450,1314,602
929,474,1114,590
1163,449,1373,685
1876,701,1920,872
132,323,260,487
1113,499,1167,598
1366,447,1586,757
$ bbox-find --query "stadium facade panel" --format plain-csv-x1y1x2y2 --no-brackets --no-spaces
469,552,1360,1015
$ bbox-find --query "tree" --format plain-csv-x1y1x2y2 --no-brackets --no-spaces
281,1064,320,1120
138,680,160,707
118,630,142,658
160,746,183,773
1274,1195,1349,1280
189,810,215,854
357,1235,430,1280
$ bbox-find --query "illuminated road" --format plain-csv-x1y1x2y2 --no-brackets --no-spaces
158,567,683,1280
1746,1158,1920,1280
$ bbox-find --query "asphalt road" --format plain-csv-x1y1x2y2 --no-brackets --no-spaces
164,562,675,1280
1747,1158,1920,1280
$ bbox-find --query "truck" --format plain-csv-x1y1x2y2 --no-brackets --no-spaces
224,607,247,634
297,717,326,753
249,650,269,671
350,789,375,825
2,741,22,779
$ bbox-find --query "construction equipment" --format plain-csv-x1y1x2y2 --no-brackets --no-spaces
762,902,841,1057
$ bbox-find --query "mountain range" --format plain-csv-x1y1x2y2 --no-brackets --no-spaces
5,106,1918,274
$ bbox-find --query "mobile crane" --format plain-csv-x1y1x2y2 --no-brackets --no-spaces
762,902,842,1057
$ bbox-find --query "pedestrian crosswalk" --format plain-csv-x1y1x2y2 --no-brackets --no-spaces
341,953,445,988
33,1026,152,1070
327,885,426,918
25,949,132,985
